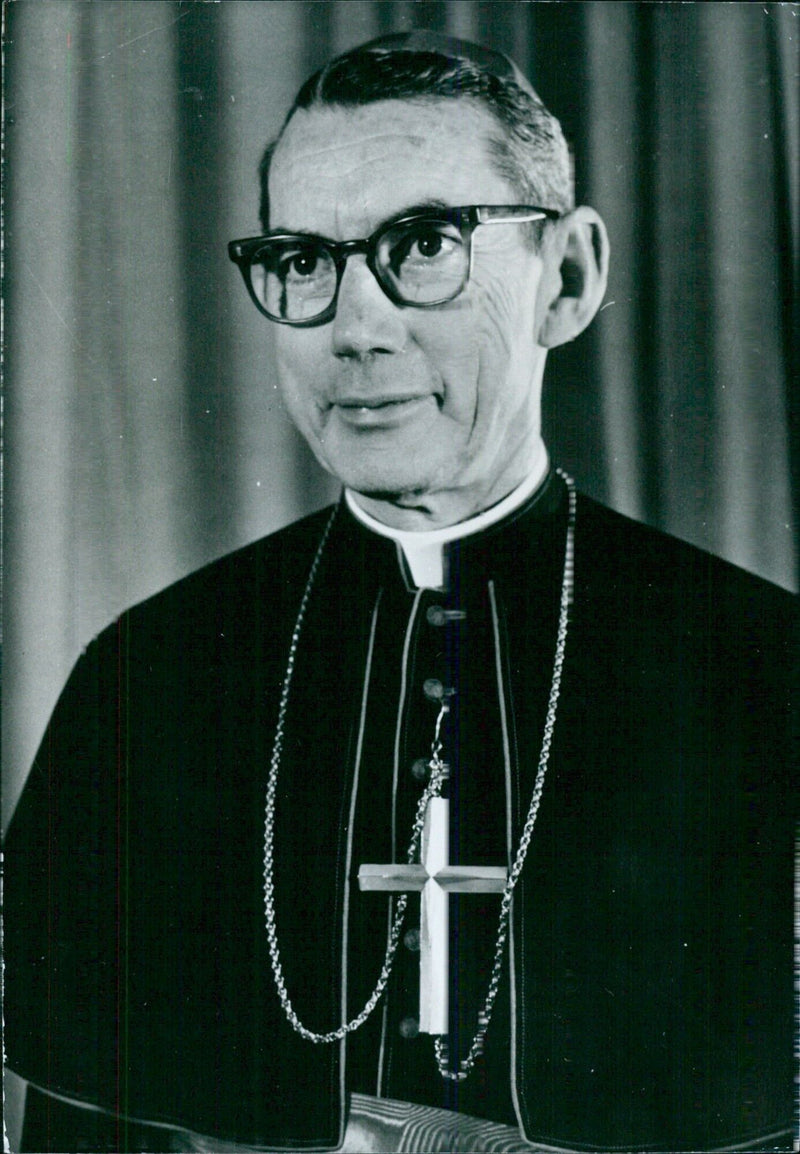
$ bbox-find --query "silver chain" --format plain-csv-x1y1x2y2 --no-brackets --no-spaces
263,470,576,1074
263,506,449,1043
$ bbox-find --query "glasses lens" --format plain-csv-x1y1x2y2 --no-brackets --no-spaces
377,218,468,304
250,239,337,322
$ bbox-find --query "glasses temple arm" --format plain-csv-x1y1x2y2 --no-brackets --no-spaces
475,206,560,225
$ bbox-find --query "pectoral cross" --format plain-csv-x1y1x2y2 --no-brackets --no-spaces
358,796,507,1035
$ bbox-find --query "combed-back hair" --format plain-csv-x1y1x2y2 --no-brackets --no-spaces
258,44,573,235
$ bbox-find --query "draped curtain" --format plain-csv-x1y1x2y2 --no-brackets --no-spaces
4,0,797,826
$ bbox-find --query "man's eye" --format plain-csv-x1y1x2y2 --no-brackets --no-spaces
404,228,456,262
389,225,459,273
281,250,320,279
413,231,445,259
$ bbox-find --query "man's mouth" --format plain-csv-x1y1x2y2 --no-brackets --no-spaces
333,395,432,426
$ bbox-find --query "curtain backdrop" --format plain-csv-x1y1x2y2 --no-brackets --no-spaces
4,0,797,827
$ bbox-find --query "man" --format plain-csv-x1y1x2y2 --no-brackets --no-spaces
5,32,795,1154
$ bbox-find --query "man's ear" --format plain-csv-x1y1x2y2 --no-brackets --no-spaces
536,206,610,348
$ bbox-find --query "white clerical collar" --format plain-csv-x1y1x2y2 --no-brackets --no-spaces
344,455,550,590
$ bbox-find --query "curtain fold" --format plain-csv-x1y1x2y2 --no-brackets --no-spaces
4,0,797,825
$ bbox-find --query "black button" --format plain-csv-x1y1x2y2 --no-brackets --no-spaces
411,758,429,782
399,1016,419,1039
403,928,421,951
426,605,467,626
423,678,444,701
423,679,455,703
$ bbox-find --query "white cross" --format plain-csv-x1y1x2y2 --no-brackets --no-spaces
358,797,507,1034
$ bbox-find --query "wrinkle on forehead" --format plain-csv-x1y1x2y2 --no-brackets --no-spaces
268,101,509,237
272,135,438,211
271,130,461,207
275,128,429,168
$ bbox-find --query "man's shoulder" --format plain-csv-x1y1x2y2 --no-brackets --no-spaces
19,504,341,802
156,502,337,600
565,492,795,700
114,503,337,632
576,491,796,615
60,504,340,698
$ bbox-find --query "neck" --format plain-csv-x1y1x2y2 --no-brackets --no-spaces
349,439,549,531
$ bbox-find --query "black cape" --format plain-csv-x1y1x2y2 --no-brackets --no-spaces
5,475,797,1151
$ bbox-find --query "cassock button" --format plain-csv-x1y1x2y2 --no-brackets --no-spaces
403,927,421,951
399,1016,419,1039
423,678,444,701
426,605,467,626
411,758,429,782
422,678,455,703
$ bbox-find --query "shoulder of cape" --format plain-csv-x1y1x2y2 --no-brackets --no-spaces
75,503,341,659
128,502,339,620
8,504,341,823
574,491,797,619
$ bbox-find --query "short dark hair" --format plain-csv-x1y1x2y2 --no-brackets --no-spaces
258,41,573,233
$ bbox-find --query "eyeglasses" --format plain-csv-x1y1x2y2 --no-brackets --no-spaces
227,204,560,327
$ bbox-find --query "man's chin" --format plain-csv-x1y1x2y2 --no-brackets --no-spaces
341,477,431,504
321,445,444,505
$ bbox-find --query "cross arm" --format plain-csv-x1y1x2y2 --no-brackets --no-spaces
435,866,507,892
358,864,428,892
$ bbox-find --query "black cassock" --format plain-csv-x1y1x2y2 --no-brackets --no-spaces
5,473,796,1152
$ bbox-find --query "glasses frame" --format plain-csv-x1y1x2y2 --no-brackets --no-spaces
227,204,561,327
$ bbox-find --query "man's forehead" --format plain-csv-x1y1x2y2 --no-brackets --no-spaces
268,99,510,233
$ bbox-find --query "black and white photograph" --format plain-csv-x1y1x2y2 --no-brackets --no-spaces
3,2,797,1151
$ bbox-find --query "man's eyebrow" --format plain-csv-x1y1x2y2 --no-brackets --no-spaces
383,199,451,224
270,199,455,241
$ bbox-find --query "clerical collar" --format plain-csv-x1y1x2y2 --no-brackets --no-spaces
344,456,550,589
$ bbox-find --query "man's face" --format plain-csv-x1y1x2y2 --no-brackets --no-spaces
268,99,553,524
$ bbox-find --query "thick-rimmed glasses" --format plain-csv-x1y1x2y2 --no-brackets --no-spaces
227,204,560,327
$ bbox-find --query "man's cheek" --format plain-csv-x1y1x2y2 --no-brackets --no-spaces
277,376,319,438
435,343,480,417
471,310,515,375
277,350,324,411
469,274,525,364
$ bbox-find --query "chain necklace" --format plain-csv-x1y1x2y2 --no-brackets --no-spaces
263,469,576,1079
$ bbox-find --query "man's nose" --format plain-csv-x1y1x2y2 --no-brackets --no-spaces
331,255,407,357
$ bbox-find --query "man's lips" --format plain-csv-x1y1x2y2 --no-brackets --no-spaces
335,394,426,409
331,394,433,426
